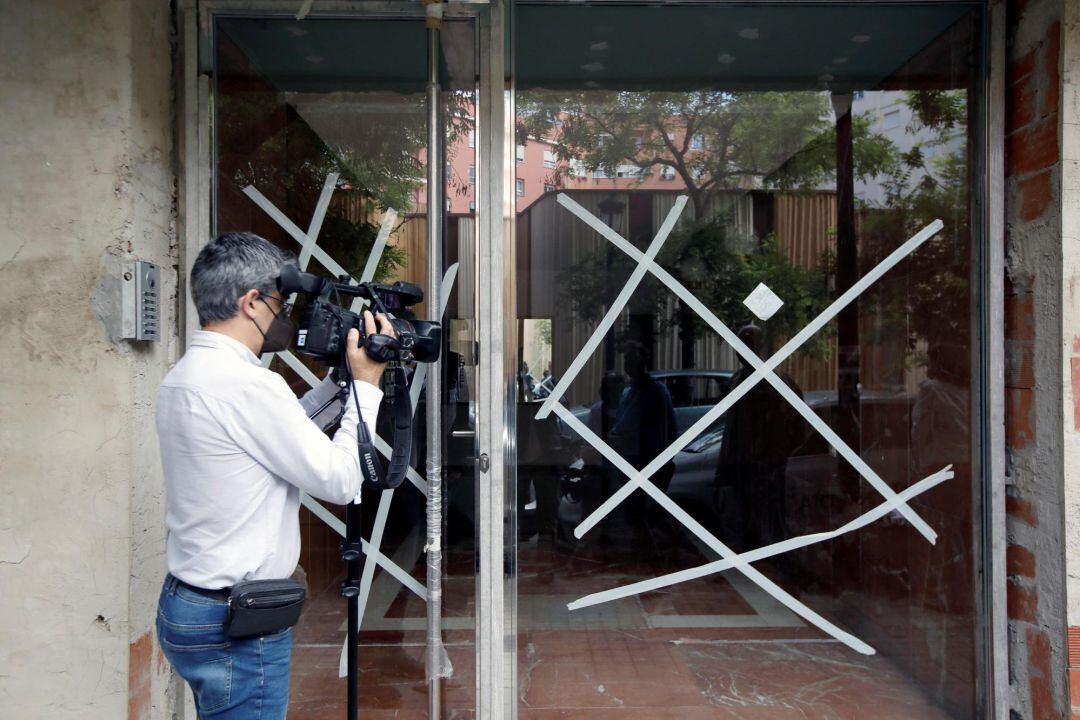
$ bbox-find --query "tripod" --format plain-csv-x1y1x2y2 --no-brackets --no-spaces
341,501,364,720
301,377,366,720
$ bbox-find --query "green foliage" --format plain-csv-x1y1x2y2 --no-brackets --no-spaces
558,216,834,357
518,90,897,212
316,214,407,283
862,89,970,349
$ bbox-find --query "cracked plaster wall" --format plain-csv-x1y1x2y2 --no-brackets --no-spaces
0,1,179,718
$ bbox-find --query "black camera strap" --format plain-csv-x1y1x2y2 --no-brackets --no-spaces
354,366,413,491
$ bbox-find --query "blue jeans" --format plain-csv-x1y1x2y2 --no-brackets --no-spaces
156,575,292,719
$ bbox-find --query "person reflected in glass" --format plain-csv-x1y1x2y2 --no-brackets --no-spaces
519,360,536,401
716,324,804,551
582,371,628,516
610,342,678,484
608,343,678,557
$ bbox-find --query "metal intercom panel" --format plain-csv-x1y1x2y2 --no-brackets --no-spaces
121,261,160,341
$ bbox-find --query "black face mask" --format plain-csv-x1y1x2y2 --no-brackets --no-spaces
254,297,295,354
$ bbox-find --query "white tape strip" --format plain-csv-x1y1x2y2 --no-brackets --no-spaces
277,349,323,388
338,262,460,675
550,400,870,654
535,196,687,419
243,184,352,280
558,194,943,541
299,493,425,597
348,208,400,315
568,465,954,611
301,173,340,271
243,180,435,625
340,487,396,677
554,396,874,653
635,464,874,653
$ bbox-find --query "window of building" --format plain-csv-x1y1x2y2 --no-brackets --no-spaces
543,150,556,169
660,165,676,180
516,144,526,162
468,130,475,148
690,134,704,149
593,166,607,179
544,183,557,193
883,108,902,130
516,178,524,196
469,165,475,184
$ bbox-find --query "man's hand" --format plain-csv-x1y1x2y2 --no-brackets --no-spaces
347,310,396,387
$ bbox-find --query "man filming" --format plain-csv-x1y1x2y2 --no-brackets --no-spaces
154,232,394,718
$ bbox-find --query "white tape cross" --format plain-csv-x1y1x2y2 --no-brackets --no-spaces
568,465,954,611
540,193,949,654
555,193,943,543
242,177,444,634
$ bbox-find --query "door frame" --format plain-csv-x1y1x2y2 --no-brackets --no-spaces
177,2,505,718
176,1,1006,718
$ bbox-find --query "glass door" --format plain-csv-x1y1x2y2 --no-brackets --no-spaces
210,8,481,717
510,2,988,718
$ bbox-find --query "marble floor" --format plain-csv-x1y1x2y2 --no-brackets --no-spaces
286,535,962,719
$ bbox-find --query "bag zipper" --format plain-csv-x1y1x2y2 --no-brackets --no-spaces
242,593,303,608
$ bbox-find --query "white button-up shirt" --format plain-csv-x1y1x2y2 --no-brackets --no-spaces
156,330,381,589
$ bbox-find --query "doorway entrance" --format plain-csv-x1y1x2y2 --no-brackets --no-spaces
196,1,993,717
510,3,988,718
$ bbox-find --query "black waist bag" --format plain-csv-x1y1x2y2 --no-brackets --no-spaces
226,579,306,639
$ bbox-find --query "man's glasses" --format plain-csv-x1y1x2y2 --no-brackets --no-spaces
258,294,294,316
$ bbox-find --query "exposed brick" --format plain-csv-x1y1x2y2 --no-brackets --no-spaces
1006,387,1036,450
1029,628,1055,719
1043,21,1061,118
128,632,152,720
1073,356,1080,430
1008,74,1037,133
1008,46,1037,87
1007,492,1039,527
1005,291,1036,342
1007,339,1036,389
1018,170,1053,221
1008,543,1037,577
1008,579,1038,622
1069,667,1080,715
1006,118,1060,177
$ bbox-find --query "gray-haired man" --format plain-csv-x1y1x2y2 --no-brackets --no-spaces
154,232,393,718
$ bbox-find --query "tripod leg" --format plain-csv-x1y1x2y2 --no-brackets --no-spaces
344,501,362,720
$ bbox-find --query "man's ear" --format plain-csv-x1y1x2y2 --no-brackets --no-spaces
238,289,261,320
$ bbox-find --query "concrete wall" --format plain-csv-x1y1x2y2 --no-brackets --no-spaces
1062,1,1080,717
0,2,178,718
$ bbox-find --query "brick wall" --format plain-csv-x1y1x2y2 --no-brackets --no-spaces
1004,0,1068,718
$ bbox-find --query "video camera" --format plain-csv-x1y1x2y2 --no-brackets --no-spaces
278,264,441,367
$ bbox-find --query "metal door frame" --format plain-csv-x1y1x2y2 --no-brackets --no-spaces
500,2,1004,719
176,1,1004,718
177,2,510,718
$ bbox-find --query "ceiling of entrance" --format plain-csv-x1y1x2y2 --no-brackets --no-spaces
515,3,977,92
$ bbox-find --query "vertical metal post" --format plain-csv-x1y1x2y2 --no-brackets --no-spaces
477,1,512,717
984,2,1008,716
425,5,445,718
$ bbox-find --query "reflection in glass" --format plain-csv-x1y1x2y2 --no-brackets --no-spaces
515,4,982,718
214,16,477,718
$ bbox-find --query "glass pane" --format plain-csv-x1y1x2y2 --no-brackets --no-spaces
214,15,477,718
514,4,984,718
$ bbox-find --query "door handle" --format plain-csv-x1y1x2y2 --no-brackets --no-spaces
451,429,476,439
